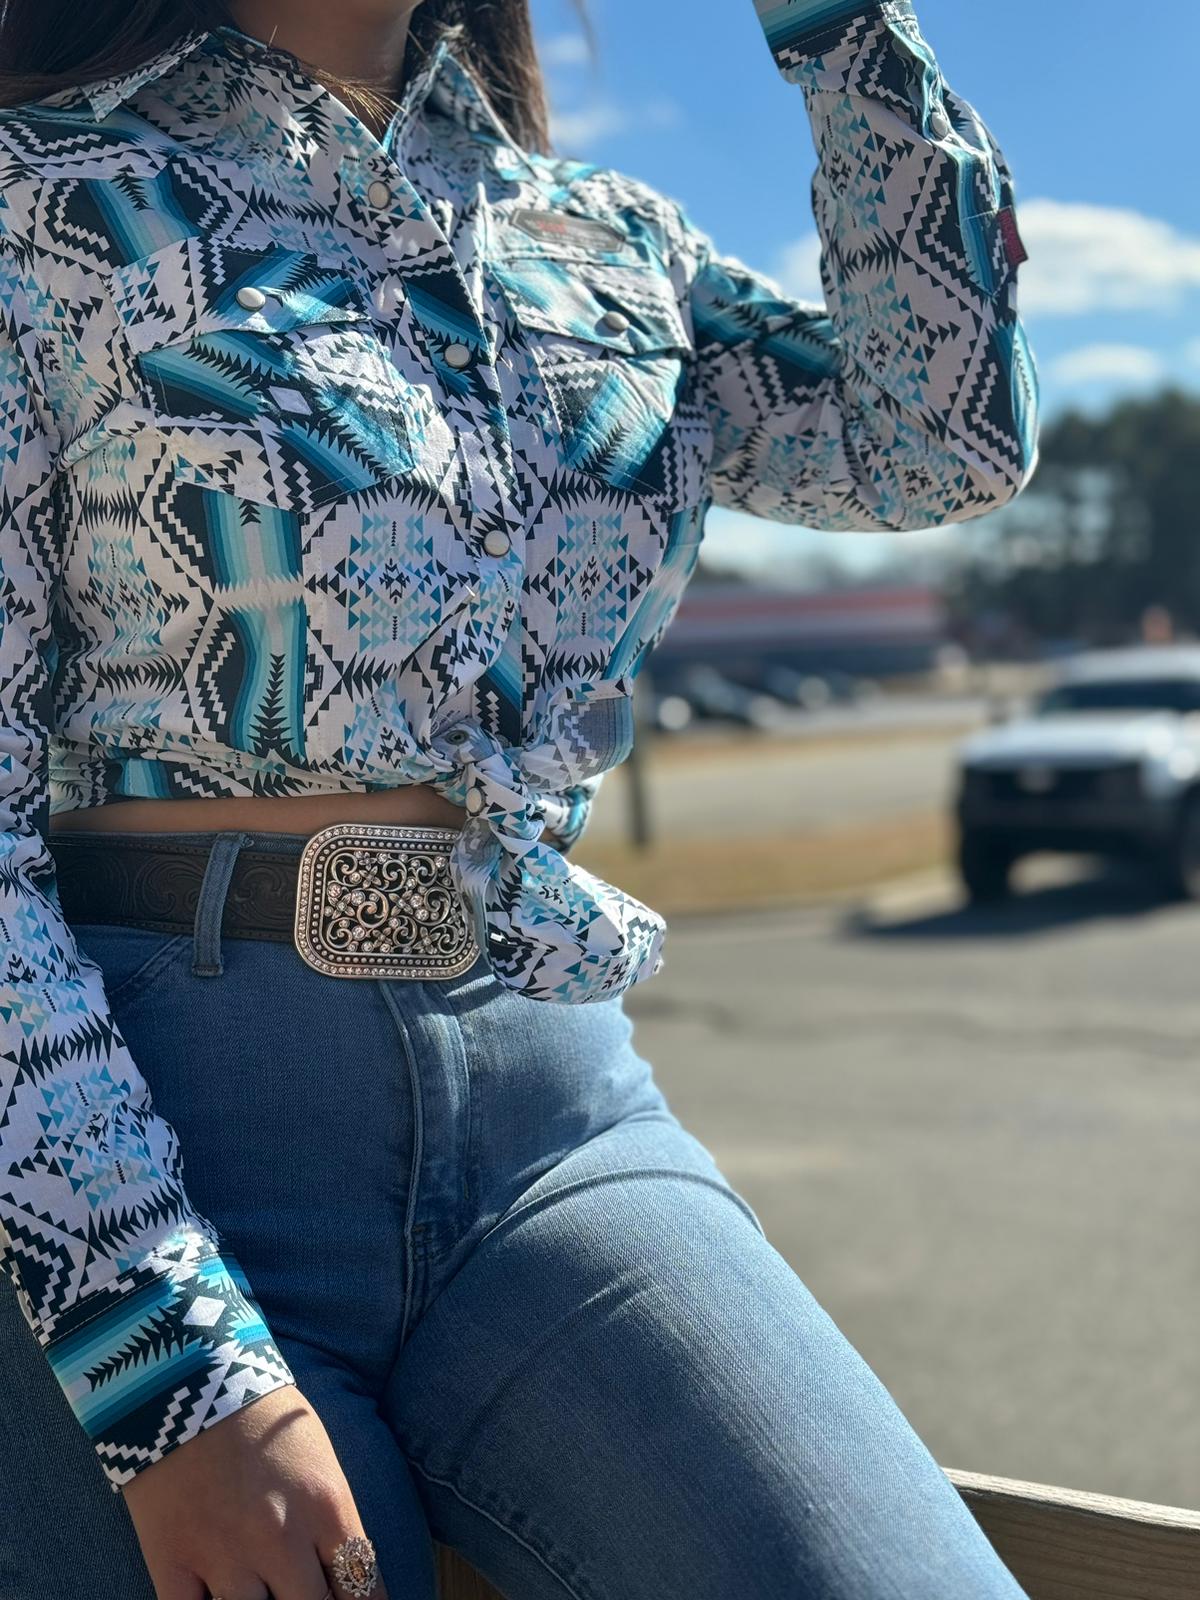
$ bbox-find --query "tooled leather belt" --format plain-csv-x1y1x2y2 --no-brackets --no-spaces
46,821,480,980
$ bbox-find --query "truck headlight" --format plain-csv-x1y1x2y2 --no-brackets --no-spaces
1143,750,1196,798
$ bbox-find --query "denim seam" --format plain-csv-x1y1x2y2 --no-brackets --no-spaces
102,931,193,1008
407,1457,591,1600
476,1162,767,1247
434,998,475,1245
376,977,426,1347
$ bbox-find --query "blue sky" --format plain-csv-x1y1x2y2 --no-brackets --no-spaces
529,0,1199,577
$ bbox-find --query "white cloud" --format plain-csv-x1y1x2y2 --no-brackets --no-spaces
771,233,824,303
768,202,1200,323
700,506,949,582
1049,344,1166,387
540,32,593,69
549,102,629,147
543,23,680,152
1017,199,1200,316
549,97,681,153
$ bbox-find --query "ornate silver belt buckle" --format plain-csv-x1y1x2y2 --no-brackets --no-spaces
293,821,479,980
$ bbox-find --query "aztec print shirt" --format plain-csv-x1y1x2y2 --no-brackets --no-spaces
0,3,1037,1489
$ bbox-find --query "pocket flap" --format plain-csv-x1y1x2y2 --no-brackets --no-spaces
108,237,373,355
490,256,692,357
494,206,634,266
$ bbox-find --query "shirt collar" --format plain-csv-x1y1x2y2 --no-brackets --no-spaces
35,22,525,153
36,27,212,120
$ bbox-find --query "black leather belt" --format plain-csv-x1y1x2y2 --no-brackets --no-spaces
47,822,480,980
48,831,301,940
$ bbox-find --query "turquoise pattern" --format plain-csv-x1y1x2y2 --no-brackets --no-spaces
0,7,1037,1491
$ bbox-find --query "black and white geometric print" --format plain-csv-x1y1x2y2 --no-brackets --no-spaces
0,6,1037,1488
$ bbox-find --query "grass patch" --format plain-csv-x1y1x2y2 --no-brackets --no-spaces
572,811,954,917
641,721,979,769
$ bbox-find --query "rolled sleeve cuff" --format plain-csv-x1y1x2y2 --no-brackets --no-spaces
42,1227,296,1493
752,0,912,67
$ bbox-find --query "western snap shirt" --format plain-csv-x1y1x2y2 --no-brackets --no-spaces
0,1,1038,1489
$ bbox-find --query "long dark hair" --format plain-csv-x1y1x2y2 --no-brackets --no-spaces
0,0,592,153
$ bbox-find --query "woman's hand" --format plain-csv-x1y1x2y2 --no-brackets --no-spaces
121,1385,390,1600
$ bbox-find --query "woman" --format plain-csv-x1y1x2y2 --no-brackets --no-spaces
0,1,1038,1597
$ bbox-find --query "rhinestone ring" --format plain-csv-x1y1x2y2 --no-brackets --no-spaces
331,1533,380,1597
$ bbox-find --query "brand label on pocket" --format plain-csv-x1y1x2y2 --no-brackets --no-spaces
997,206,1029,269
510,209,628,253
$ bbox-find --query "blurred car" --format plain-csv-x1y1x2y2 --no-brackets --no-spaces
954,646,1200,902
762,664,835,711
674,664,791,730
760,664,872,711
645,687,695,735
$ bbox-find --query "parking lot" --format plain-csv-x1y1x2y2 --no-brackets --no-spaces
625,868,1200,1513
587,708,971,841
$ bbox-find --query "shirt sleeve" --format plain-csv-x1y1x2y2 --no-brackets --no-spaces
671,0,1039,531
0,248,296,1494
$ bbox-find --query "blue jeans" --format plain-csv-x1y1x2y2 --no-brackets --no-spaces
0,829,1029,1599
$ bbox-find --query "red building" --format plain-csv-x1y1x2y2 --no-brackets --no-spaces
653,582,948,682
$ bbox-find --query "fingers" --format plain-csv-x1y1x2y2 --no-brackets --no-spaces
254,1532,389,1600
150,1574,206,1600
317,1526,389,1600
301,1481,387,1599
252,1539,331,1598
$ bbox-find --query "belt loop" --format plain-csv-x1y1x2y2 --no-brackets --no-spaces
192,831,254,978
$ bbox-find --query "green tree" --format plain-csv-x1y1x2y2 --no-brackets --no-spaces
947,389,1200,647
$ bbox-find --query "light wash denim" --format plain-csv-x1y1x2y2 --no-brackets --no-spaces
0,829,1031,1599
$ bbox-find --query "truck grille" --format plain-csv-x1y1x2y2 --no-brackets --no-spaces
966,762,1143,804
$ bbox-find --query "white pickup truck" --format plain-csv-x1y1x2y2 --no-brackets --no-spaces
954,646,1200,902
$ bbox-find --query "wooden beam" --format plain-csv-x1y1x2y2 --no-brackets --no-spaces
436,1473,1200,1600
944,1469,1200,1600
436,1543,505,1600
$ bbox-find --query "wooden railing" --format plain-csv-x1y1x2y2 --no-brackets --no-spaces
436,1545,504,1600
944,1470,1200,1600
434,1469,1200,1600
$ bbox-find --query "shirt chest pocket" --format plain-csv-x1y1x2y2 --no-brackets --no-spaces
489,250,713,508
107,238,429,513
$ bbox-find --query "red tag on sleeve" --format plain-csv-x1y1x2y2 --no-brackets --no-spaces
997,206,1028,269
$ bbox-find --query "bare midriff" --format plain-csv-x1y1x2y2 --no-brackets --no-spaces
48,788,567,851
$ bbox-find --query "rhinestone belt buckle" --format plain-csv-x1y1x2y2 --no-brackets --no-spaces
293,821,479,980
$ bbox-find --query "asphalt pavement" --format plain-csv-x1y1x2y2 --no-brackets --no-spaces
623,862,1200,1513
588,714,974,842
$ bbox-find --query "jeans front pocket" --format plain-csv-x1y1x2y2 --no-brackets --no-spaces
69,922,193,1010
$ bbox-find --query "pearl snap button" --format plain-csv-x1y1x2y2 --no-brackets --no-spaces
929,107,951,139
483,529,512,558
367,179,393,209
443,342,472,368
236,286,268,311
465,789,485,814
598,309,631,334
445,728,472,745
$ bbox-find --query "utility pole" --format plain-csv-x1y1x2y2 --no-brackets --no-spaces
626,672,655,850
